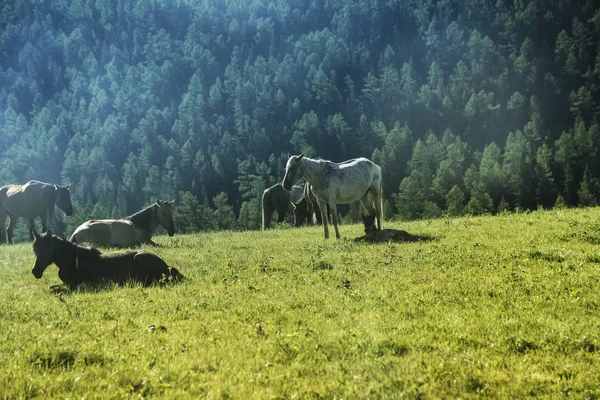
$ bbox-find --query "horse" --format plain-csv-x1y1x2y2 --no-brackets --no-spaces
32,230,184,288
292,196,312,227
282,154,383,239
355,214,429,243
70,199,175,247
293,183,332,226
0,180,73,244
261,183,304,230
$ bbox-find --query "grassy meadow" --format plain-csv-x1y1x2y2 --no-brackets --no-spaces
2,208,600,398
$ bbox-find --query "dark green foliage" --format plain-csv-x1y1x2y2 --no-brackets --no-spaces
446,185,466,217
1,0,600,239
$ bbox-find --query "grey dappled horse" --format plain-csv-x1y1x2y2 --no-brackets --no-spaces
0,180,73,244
70,199,175,247
261,183,304,230
282,154,383,239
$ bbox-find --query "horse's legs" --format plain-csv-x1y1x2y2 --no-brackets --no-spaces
0,207,6,244
28,217,37,241
370,185,384,230
329,202,341,239
314,203,323,225
306,201,315,225
41,215,48,232
276,208,286,224
263,208,272,230
262,193,272,230
317,199,330,239
7,214,17,244
359,193,376,219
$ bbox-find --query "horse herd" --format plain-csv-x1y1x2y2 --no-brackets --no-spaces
0,180,180,287
267,154,384,239
1,154,417,289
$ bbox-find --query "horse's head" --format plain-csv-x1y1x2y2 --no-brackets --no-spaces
56,184,73,216
32,230,56,279
156,199,176,236
282,153,304,191
362,214,377,234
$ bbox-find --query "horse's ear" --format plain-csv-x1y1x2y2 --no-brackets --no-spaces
65,184,71,189
168,200,175,206
46,230,52,237
287,153,291,159
156,198,162,205
298,153,304,160
32,229,40,240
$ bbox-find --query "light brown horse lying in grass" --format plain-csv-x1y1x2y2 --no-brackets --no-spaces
0,180,73,243
32,230,184,289
70,199,175,247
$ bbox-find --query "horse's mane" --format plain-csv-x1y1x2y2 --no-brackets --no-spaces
308,157,364,166
124,204,157,232
53,234,101,257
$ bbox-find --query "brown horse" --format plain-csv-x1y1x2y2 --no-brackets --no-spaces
354,215,427,243
0,180,73,244
293,183,330,226
70,200,175,247
32,230,184,288
261,184,304,230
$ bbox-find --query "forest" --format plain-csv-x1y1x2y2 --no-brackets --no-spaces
1,0,599,238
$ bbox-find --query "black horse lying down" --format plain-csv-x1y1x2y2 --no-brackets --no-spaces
32,230,184,288
354,215,426,243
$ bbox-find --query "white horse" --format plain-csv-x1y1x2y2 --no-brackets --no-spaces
282,154,383,239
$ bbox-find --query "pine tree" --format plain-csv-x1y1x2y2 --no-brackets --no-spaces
467,182,494,215
534,144,556,208
445,185,466,217
578,168,598,207
371,122,413,209
395,171,427,220
213,193,236,230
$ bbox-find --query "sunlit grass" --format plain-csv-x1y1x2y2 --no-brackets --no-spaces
2,208,600,398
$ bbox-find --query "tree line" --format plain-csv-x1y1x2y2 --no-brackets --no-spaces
1,0,599,240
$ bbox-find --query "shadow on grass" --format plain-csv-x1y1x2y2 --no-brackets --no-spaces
352,230,437,244
29,348,111,369
48,275,188,295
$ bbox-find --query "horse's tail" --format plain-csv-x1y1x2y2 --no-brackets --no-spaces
261,189,272,230
303,184,314,224
0,188,6,215
0,187,7,216
378,171,384,230
47,204,56,230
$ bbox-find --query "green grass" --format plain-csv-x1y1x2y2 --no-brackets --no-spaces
2,208,600,398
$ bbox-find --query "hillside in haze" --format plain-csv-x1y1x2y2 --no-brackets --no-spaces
1,0,599,238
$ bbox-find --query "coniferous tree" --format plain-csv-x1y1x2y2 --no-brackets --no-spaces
213,193,236,230
535,144,556,208
467,182,494,215
446,185,466,217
